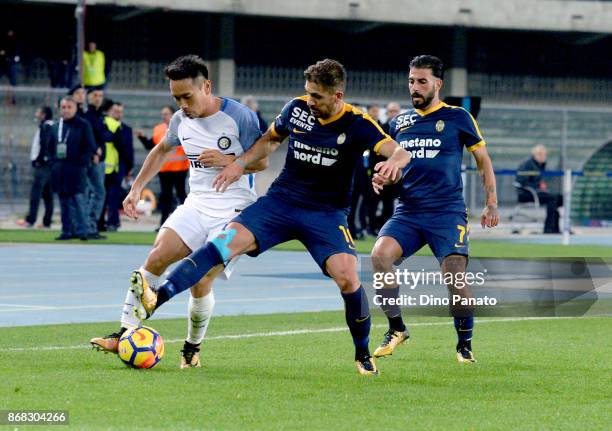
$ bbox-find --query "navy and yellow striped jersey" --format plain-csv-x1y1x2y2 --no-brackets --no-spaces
268,96,392,211
389,101,486,212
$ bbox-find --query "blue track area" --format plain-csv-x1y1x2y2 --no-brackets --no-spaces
2,244,610,327
0,244,342,327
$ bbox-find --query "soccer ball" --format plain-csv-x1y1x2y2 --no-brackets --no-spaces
118,326,164,369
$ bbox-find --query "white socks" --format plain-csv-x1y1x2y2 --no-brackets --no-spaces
120,267,160,329
186,291,215,345
118,266,215,346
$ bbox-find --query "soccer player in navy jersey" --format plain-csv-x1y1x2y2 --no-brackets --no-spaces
371,55,498,363
130,59,411,375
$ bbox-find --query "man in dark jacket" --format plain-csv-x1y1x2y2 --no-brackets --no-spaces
366,104,396,235
18,106,55,228
82,87,107,239
51,96,97,240
69,84,87,117
242,96,268,134
516,144,563,233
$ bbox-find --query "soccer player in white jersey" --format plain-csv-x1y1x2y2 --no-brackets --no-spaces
90,55,268,368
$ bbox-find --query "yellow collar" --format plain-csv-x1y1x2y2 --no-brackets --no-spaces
318,103,349,125
415,101,446,116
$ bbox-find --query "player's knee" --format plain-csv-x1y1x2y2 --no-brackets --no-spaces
371,245,397,273
332,269,360,293
215,223,256,258
442,254,467,275
191,280,212,298
145,246,169,274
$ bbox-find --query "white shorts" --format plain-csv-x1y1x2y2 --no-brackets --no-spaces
161,203,239,280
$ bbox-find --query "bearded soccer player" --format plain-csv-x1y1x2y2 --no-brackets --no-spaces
131,59,410,376
90,55,267,368
371,55,498,363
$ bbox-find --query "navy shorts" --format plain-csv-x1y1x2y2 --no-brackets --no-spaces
378,204,469,263
232,195,357,275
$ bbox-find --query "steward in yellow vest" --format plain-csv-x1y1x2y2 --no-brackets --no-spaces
83,42,106,88
103,116,121,175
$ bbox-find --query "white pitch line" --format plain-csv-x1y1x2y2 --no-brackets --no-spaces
0,296,340,313
0,303,48,309
0,315,608,353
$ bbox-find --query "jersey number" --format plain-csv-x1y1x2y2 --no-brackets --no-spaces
456,224,470,244
338,225,356,250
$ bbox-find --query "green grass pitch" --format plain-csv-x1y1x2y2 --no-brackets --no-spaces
1,312,610,430
1,228,611,257
1,231,610,428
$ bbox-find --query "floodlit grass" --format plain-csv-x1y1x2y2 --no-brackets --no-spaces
1,229,611,257
0,312,610,430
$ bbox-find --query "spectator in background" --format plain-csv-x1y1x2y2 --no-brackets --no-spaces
367,104,382,128
114,102,134,181
68,84,87,115
242,95,268,134
83,41,106,89
382,101,401,134
51,97,96,240
49,41,74,88
348,149,369,240
136,105,188,228
101,101,133,231
366,103,396,235
99,100,125,232
82,87,107,239
516,144,563,234
347,104,383,238
17,106,55,229
0,29,20,86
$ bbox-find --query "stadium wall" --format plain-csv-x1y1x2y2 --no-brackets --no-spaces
24,0,612,33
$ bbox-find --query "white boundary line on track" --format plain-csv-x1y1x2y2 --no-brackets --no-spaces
0,296,341,313
0,315,608,353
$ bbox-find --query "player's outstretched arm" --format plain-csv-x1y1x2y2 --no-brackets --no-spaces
213,128,285,192
372,140,411,194
196,149,273,173
472,146,499,228
123,140,173,219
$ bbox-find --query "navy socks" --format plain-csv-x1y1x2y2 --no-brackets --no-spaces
155,242,224,308
341,286,371,360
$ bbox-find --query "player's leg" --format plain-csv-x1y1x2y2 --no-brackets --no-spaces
298,211,377,375
136,222,255,316
134,195,294,317
441,254,475,362
370,236,410,358
325,253,378,376
90,226,191,352
371,209,425,357
180,267,222,369
180,215,237,369
425,211,475,362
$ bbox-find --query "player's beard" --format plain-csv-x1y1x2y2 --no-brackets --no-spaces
309,105,325,118
411,90,435,110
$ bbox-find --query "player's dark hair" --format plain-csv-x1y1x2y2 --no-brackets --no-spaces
304,59,346,92
409,55,444,79
164,55,209,81
161,105,175,113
